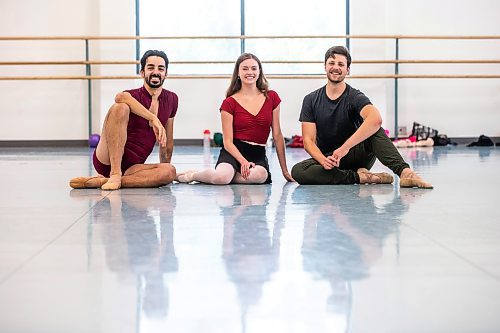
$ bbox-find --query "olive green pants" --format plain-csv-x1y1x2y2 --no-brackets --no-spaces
291,128,410,185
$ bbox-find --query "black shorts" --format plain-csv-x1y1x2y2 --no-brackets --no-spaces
216,139,272,184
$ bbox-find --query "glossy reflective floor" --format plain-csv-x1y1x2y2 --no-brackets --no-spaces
1,145,500,333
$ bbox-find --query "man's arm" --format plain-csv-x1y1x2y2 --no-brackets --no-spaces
115,92,166,147
159,117,174,163
302,122,335,170
331,104,382,166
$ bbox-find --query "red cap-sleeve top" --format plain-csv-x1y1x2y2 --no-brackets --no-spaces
122,86,178,165
219,90,281,145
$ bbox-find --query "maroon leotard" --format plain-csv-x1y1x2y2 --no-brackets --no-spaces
219,90,281,145
93,86,178,177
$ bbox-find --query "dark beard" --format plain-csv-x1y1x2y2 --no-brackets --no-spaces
327,77,344,84
146,74,164,88
327,72,344,84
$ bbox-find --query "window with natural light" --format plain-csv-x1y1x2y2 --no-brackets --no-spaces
139,0,345,75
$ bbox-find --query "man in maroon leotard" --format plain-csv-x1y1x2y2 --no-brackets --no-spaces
70,50,178,190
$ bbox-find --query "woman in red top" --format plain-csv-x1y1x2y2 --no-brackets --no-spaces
177,53,294,184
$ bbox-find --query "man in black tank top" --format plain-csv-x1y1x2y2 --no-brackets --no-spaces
291,46,433,189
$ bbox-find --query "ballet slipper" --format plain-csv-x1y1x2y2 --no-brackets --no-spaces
176,170,197,183
394,140,407,148
357,168,394,184
400,171,433,189
416,138,434,147
69,175,107,189
101,175,122,191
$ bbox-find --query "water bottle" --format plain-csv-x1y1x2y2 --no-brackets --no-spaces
203,129,211,149
203,129,211,167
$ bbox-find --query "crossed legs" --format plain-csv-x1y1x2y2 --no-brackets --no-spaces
70,163,175,189
70,103,175,190
291,160,393,185
292,128,433,188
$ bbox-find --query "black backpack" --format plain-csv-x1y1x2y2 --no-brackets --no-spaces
467,135,494,147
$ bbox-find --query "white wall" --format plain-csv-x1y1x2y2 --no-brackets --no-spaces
350,0,500,137
0,0,499,141
0,0,100,140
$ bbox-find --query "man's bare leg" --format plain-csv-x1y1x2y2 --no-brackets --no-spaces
120,163,176,187
96,103,130,190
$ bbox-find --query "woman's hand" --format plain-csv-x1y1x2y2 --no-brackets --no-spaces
240,161,255,179
282,170,295,182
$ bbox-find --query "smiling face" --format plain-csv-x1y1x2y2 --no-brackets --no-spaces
141,56,167,89
238,58,260,85
325,54,349,84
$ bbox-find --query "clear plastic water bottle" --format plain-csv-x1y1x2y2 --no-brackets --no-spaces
203,129,211,167
203,129,211,149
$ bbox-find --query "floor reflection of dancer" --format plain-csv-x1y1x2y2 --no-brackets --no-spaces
94,188,178,320
217,185,286,332
294,186,428,331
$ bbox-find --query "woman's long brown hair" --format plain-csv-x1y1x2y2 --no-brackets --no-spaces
226,53,269,98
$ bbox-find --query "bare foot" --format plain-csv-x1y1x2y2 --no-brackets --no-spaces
175,170,197,183
69,175,108,189
400,169,433,189
101,174,122,190
357,168,394,184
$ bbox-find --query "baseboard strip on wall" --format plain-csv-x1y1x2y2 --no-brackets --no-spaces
0,138,498,148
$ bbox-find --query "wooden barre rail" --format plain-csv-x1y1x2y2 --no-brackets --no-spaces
3,35,496,139
2,75,500,80
1,35,498,80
